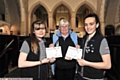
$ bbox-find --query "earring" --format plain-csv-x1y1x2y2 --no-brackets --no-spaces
96,23,99,28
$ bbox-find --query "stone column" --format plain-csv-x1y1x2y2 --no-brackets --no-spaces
19,0,29,36
101,22,105,35
48,13,55,31
99,0,105,35
70,13,76,31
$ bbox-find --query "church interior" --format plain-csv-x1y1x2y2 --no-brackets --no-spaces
0,0,120,80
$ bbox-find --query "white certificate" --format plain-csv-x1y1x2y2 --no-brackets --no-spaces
46,46,62,58
65,46,82,59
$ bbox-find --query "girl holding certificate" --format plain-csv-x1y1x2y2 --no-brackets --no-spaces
77,13,111,80
18,20,55,80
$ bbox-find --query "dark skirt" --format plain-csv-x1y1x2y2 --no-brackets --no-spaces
20,64,48,80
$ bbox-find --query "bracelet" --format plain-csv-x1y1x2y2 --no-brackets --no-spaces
40,60,42,64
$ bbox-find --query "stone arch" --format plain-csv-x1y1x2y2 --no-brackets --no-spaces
74,1,95,33
75,4,94,28
75,1,96,14
51,1,72,17
30,5,48,22
51,1,72,30
29,1,49,17
28,1,49,33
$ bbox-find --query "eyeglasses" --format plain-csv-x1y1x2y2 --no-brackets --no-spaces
60,26,68,28
34,27,45,30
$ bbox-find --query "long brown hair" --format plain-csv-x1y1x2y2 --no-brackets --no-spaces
30,20,46,54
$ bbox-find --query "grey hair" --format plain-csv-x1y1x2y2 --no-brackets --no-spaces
59,19,70,28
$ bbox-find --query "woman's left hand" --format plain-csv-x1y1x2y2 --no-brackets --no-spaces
49,57,56,63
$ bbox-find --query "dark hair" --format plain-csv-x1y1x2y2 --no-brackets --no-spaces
84,13,101,31
30,20,46,54
31,20,46,33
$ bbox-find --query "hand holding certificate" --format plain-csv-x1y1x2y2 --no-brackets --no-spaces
65,46,82,60
46,46,62,58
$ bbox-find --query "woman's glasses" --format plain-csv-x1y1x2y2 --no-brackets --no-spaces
34,27,45,30
60,26,68,28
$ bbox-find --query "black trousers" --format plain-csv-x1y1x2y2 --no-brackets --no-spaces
55,67,76,80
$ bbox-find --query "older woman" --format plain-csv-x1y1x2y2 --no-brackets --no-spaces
50,19,80,80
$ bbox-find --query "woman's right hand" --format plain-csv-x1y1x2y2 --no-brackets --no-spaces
41,58,50,64
77,59,87,66
49,43,54,47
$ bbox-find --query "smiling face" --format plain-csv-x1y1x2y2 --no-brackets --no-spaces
59,19,70,36
59,23,69,36
84,17,98,35
33,23,46,40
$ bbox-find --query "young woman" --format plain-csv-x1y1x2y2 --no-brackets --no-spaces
77,13,111,80
18,20,55,80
